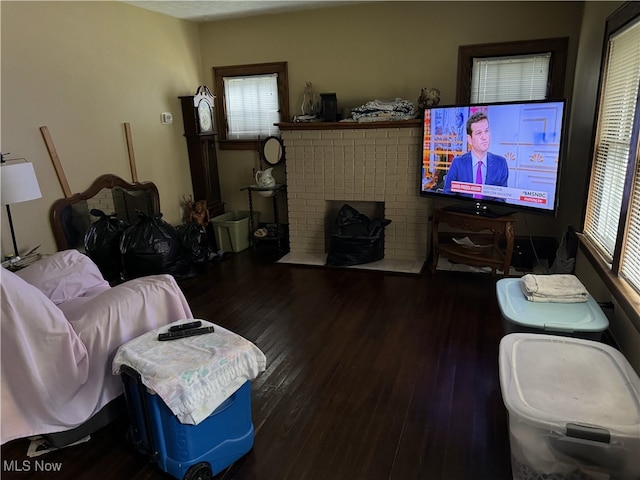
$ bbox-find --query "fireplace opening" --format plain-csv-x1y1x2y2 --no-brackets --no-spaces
325,201,391,266
324,201,385,252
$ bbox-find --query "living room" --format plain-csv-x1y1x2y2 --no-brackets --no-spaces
2,1,640,477
2,0,637,363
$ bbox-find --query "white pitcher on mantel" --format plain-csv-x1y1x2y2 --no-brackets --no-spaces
255,167,276,188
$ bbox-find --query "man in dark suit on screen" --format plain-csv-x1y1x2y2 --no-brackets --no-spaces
443,111,509,202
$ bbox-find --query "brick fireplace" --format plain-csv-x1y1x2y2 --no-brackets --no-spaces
279,120,432,272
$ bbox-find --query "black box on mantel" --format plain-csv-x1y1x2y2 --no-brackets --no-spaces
320,93,337,122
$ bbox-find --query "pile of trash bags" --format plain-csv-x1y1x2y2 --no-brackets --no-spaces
84,209,218,282
119,213,194,280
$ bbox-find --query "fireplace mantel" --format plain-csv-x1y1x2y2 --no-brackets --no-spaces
277,119,421,131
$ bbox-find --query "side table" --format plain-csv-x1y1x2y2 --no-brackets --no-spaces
431,208,517,275
1,252,44,271
240,184,287,252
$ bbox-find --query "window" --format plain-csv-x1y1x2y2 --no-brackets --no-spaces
456,38,568,103
470,53,551,103
583,3,640,294
223,74,279,140
213,62,289,150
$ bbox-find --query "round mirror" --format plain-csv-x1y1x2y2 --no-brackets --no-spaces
262,136,285,166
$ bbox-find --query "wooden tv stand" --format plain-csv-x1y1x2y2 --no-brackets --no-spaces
431,208,517,275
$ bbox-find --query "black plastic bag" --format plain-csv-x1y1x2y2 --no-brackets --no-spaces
84,209,129,282
176,222,211,266
326,204,391,266
327,235,387,266
120,212,193,280
550,225,578,274
333,204,371,237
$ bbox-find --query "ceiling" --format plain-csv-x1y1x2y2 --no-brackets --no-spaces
122,0,363,22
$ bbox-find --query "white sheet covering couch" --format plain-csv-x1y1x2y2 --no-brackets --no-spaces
0,249,194,445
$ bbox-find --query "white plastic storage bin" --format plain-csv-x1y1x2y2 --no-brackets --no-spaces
499,333,640,480
496,278,609,340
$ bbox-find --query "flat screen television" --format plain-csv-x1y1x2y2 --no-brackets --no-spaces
419,99,567,217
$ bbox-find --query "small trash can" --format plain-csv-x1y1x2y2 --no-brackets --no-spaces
211,211,260,253
496,278,609,341
499,333,640,480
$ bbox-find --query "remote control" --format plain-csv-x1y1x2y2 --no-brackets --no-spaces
168,320,202,332
158,326,215,341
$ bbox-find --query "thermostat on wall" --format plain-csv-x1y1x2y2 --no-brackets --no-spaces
161,112,173,124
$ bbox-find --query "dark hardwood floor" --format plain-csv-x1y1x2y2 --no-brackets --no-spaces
1,249,513,480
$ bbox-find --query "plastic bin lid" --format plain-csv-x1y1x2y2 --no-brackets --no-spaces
496,278,609,332
499,333,640,439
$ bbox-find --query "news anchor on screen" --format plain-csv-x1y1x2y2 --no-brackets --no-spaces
443,112,508,202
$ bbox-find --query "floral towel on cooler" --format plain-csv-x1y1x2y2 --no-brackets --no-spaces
112,320,266,425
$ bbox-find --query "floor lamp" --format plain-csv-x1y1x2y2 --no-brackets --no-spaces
1,159,43,258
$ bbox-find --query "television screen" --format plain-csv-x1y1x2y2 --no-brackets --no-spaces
419,99,566,216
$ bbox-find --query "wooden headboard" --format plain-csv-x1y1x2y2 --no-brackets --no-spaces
50,174,160,251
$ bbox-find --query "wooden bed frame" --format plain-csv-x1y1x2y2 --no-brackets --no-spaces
50,174,160,251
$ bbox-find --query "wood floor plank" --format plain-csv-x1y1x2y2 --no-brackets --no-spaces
1,251,514,480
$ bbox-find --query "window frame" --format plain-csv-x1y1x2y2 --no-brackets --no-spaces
580,1,640,320
456,37,569,103
213,61,289,151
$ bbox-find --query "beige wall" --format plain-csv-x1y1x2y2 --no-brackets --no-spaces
1,1,201,256
198,1,585,229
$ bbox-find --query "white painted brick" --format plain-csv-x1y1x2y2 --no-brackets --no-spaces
321,131,343,140
343,130,366,139
284,124,431,263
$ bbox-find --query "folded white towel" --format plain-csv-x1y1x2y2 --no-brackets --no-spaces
520,274,589,303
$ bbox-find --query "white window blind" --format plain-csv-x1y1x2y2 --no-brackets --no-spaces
471,53,551,103
616,19,640,292
623,152,640,292
584,17,640,292
223,73,280,140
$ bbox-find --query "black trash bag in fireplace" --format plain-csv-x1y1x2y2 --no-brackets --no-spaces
326,204,391,267
84,209,129,282
120,212,193,280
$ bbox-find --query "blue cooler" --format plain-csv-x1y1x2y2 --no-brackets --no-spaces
113,320,266,480
121,367,253,480
496,278,609,341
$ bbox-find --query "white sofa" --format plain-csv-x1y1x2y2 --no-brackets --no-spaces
1,249,194,446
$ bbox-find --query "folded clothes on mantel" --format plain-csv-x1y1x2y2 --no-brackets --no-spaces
350,98,416,122
520,274,589,303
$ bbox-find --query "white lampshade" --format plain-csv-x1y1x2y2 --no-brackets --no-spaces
1,160,42,205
